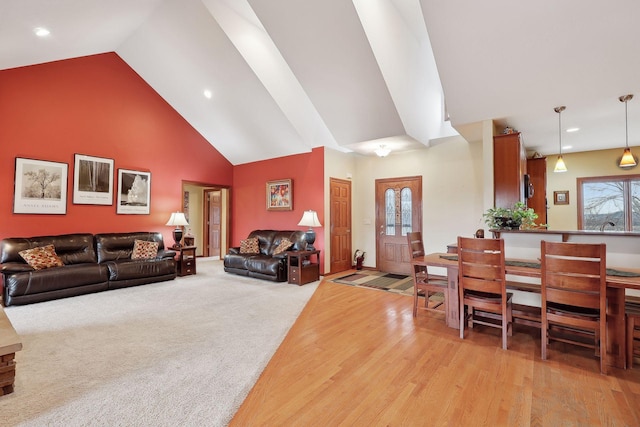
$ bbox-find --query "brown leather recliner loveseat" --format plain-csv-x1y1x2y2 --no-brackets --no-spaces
0,232,177,306
223,230,307,282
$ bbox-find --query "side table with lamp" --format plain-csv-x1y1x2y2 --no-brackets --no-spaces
166,211,196,276
289,210,322,285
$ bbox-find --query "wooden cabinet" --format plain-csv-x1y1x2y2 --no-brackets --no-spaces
175,246,196,277
526,157,547,225
287,250,320,285
493,132,527,208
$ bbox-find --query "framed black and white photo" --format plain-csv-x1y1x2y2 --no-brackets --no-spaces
13,157,68,214
73,154,114,205
117,169,151,214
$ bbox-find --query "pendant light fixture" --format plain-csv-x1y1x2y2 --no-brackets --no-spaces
618,94,637,168
553,106,567,173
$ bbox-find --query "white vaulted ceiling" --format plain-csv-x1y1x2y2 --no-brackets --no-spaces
3,0,640,164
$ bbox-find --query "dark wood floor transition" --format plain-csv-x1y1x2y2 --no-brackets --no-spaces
231,273,640,426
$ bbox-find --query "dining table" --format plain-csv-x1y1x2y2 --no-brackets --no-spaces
412,252,640,369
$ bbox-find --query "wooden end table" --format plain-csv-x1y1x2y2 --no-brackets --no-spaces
287,250,320,285
173,245,197,277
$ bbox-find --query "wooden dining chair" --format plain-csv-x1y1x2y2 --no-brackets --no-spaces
407,231,447,317
540,241,607,375
626,299,640,369
457,236,512,350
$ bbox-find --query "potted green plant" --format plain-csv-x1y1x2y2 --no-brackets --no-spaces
483,202,538,230
511,201,538,229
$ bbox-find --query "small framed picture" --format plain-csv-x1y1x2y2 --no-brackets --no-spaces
266,179,292,211
117,169,151,214
554,190,569,205
13,157,68,214
73,154,114,205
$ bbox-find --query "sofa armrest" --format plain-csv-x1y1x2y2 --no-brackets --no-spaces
228,247,240,255
1,262,34,274
157,249,176,259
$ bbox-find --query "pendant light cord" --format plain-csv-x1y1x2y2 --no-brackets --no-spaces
625,98,629,149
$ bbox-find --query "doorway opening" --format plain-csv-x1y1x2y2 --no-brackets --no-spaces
181,182,230,259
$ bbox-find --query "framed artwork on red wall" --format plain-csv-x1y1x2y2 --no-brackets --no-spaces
117,169,151,214
13,157,68,214
266,179,292,211
73,154,114,205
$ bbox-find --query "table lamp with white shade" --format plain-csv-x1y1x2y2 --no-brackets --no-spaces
166,212,189,248
297,210,322,250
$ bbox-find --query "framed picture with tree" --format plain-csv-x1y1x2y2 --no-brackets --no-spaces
73,154,114,205
13,157,68,214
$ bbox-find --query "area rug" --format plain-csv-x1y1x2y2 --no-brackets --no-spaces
0,259,319,427
330,270,415,296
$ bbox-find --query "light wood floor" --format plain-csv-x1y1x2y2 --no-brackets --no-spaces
231,273,640,426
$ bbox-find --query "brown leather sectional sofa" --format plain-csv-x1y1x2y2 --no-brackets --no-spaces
0,232,177,306
223,230,307,282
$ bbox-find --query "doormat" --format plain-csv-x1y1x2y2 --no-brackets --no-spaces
329,270,414,296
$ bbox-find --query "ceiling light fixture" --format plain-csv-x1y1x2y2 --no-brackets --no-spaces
553,106,567,173
618,94,637,168
374,145,390,157
203,89,212,99
566,127,580,133
34,27,50,37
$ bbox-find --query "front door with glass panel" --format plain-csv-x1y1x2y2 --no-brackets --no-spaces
375,176,422,275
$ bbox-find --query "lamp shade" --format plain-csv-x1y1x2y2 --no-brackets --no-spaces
166,212,189,226
298,210,321,250
166,212,189,248
619,148,637,168
554,155,567,173
297,210,322,228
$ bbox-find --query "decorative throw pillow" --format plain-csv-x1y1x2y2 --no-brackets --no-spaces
240,237,260,254
273,238,293,255
131,239,159,260
19,245,64,270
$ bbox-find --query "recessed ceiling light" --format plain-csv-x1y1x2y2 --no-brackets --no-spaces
203,89,212,99
562,145,573,150
566,127,580,133
34,27,50,37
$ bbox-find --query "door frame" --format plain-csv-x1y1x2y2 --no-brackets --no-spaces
181,181,230,258
329,177,352,275
375,176,422,274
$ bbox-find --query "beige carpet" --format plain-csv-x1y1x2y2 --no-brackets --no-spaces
0,260,319,427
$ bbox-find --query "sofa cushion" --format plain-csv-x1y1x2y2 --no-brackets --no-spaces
3,263,109,298
1,233,97,265
18,245,64,270
272,238,293,255
104,258,176,281
245,255,284,276
95,232,166,263
240,237,259,254
131,240,159,260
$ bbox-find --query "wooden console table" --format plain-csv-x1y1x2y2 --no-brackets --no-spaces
0,308,22,395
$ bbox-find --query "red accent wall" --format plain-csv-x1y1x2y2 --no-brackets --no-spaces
232,147,325,271
0,53,233,244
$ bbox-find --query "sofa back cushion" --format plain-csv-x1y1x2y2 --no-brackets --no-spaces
95,232,165,263
246,230,307,255
1,233,97,265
